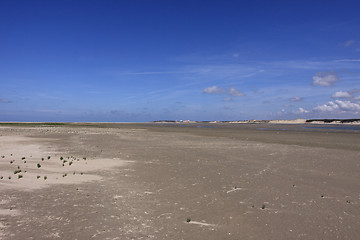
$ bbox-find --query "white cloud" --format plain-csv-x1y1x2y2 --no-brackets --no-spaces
290,97,303,102
331,91,352,98
314,100,360,113
354,96,360,100
298,107,309,113
312,72,339,86
336,100,360,111
228,87,245,97
294,107,309,114
203,86,225,94
314,101,339,112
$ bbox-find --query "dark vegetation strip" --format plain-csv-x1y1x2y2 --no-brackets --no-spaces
306,119,360,123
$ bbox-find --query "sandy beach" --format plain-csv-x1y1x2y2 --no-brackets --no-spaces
0,123,359,239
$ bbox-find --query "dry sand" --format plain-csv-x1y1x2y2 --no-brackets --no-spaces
0,123,359,239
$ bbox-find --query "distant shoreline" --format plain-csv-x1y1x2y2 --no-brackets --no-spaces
152,118,360,125
1,118,360,125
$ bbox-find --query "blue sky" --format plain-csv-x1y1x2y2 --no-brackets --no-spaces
1,0,360,122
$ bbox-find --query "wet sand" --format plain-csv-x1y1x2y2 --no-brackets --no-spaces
0,123,359,239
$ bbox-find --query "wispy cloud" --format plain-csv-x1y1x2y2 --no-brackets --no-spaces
203,86,245,97
344,40,355,47
349,89,360,94
228,87,245,97
104,56,360,120
222,97,233,102
0,98,11,103
289,97,303,102
312,72,339,86
114,71,184,75
110,110,125,115
203,86,225,94
35,109,63,113
111,58,359,87
332,59,360,62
